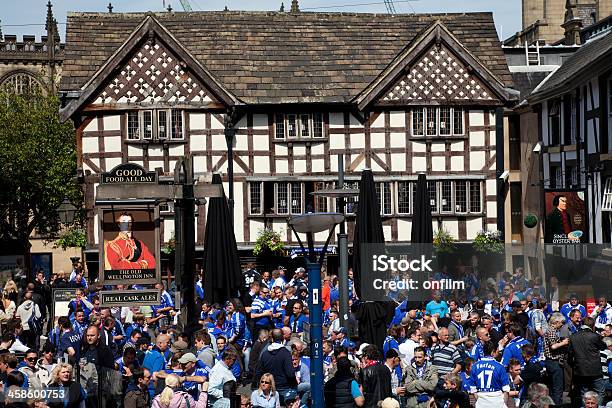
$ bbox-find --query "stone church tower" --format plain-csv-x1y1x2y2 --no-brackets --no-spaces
518,0,611,44
522,0,567,42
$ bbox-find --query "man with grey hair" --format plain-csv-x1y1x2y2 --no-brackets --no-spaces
543,312,569,405
583,390,602,408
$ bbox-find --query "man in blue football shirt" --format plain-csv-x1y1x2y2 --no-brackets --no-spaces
468,341,510,408
501,323,530,367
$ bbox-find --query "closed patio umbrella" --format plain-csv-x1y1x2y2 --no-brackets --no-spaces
203,174,242,304
352,169,392,348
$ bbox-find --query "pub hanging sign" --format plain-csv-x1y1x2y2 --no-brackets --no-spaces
98,206,161,285
101,163,158,184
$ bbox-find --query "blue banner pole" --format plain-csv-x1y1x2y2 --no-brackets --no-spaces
306,258,324,407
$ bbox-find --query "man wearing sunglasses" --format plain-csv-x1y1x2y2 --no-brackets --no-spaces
17,349,47,388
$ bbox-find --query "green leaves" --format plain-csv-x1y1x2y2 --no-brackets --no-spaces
253,228,285,256
0,90,80,244
54,226,87,250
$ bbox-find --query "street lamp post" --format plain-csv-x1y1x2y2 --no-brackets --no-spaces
310,161,359,327
288,212,344,408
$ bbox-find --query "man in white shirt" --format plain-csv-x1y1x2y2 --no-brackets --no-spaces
398,327,420,367
208,349,238,406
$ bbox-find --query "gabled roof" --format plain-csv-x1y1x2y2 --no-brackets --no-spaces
529,31,612,103
355,21,512,109
60,15,238,121
61,10,513,106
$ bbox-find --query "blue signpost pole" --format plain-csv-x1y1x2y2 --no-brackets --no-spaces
306,258,324,408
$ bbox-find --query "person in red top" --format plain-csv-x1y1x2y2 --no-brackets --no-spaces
321,275,331,311
104,212,156,270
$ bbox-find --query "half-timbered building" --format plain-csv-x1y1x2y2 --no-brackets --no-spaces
529,24,612,243
59,9,517,267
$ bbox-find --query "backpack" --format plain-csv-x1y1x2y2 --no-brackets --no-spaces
27,305,42,334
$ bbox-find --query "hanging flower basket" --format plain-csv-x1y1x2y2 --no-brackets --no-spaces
433,229,457,253
524,214,538,229
253,228,285,257
473,230,504,254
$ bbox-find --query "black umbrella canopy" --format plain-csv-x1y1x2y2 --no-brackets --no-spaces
411,173,433,244
203,174,242,304
352,169,385,299
352,169,390,349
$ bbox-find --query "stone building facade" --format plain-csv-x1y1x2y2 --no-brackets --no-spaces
510,0,611,45
0,2,79,275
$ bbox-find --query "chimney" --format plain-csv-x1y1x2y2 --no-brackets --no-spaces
291,0,299,13
280,2,285,12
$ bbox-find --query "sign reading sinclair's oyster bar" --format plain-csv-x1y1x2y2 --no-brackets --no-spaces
101,163,158,184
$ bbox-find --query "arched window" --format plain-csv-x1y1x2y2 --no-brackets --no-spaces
0,72,42,95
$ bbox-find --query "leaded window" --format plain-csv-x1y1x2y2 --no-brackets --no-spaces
397,181,411,214
249,182,262,215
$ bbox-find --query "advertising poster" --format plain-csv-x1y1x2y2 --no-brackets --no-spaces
544,190,587,243
31,253,52,280
0,255,24,286
52,288,78,321
99,207,159,284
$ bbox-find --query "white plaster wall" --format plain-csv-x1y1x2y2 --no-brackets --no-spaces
466,218,482,240
397,219,412,241
441,220,459,238
103,115,121,131
469,110,485,126
470,152,486,171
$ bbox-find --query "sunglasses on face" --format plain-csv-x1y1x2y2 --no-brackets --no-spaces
260,380,271,384
26,357,36,362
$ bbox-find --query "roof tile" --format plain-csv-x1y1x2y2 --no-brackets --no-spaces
60,11,513,104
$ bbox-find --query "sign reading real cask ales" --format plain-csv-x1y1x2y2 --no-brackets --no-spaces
101,163,157,184
100,290,160,307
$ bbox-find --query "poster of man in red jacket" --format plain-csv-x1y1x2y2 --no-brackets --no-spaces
103,210,156,281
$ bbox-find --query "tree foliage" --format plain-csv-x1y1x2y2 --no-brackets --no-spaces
0,90,80,246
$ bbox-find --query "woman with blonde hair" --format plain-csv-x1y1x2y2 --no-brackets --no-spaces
152,373,208,408
3,280,18,303
251,373,280,408
47,363,86,408
0,291,16,325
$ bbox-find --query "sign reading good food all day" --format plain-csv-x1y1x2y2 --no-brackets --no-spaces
100,163,158,184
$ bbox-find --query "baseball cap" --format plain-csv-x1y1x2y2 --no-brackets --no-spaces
171,340,189,353
178,353,198,364
356,343,369,357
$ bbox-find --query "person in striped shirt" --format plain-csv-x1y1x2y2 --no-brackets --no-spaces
431,327,462,377
250,287,273,341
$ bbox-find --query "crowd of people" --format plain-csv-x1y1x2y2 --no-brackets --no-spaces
0,261,611,408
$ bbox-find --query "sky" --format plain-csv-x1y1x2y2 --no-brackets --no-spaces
1,0,522,42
